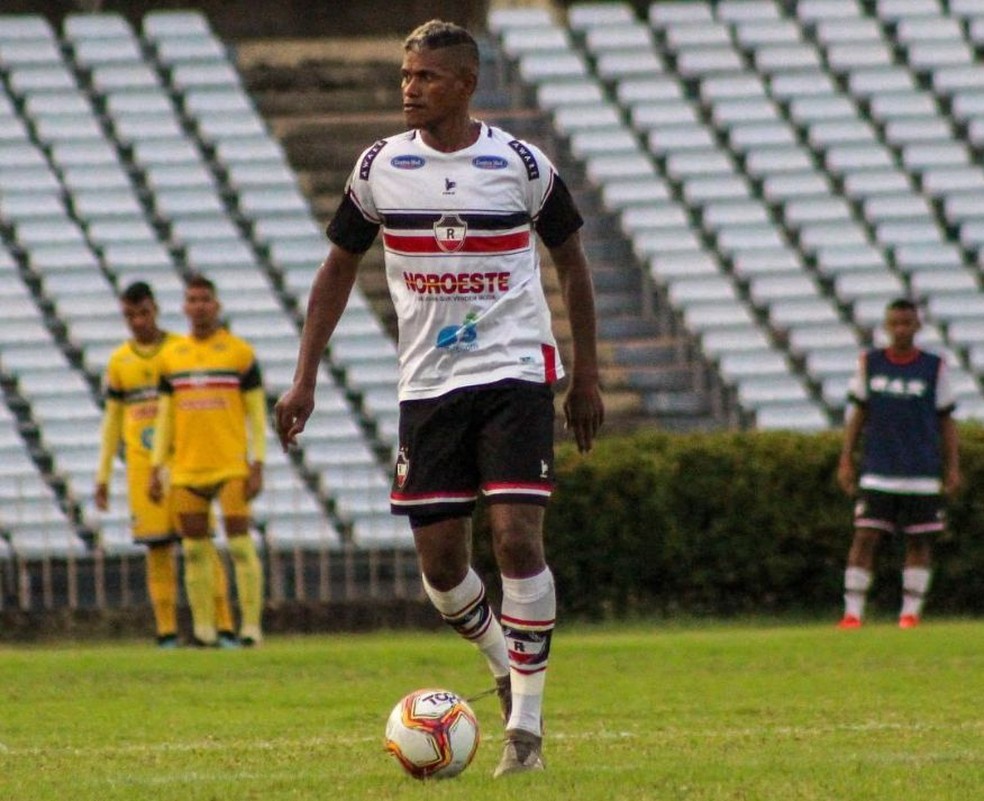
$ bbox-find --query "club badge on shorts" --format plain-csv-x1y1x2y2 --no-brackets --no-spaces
395,447,410,489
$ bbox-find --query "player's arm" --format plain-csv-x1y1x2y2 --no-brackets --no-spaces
940,414,961,496
243,385,267,500
274,243,365,450
547,230,604,454
837,402,866,495
95,397,124,511
148,389,173,504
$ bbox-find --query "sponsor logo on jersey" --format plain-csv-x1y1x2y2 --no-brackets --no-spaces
472,155,509,170
433,213,467,253
403,271,510,296
869,375,927,398
390,154,426,170
436,312,479,351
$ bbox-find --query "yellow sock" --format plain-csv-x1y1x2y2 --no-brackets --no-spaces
145,544,177,638
182,537,216,644
209,542,235,634
227,534,263,642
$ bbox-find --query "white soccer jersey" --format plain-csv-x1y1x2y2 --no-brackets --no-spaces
330,122,581,401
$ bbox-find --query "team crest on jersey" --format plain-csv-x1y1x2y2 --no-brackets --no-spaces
395,447,410,489
433,214,467,253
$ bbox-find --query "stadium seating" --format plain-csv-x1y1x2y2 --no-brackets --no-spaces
490,0,984,430
0,9,408,563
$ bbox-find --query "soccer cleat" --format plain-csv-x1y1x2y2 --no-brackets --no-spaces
493,729,545,778
899,614,920,629
217,631,241,649
837,614,862,629
495,675,512,724
240,637,258,648
156,633,180,649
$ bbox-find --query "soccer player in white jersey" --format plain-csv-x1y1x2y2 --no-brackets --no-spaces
837,298,961,629
275,19,604,777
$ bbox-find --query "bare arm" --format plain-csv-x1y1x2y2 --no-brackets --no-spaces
274,244,362,449
837,403,866,495
547,230,604,453
940,414,961,496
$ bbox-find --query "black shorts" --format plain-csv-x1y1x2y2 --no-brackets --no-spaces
853,489,946,535
390,379,556,518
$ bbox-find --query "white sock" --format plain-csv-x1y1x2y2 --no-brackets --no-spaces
501,567,555,737
422,568,509,679
901,567,932,619
844,566,872,620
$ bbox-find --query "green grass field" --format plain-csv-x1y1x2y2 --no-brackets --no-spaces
2,620,983,800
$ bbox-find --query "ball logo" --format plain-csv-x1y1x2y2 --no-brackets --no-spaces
391,154,425,170
471,155,508,170
433,213,467,253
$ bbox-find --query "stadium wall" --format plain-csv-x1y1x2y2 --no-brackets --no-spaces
4,0,491,38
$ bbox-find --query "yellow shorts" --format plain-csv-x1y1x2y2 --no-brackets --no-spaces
127,461,178,544
171,477,251,520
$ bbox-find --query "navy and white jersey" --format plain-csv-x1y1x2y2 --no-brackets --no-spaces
847,348,956,494
327,122,582,402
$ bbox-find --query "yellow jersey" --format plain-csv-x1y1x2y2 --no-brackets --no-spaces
156,327,264,486
98,332,180,482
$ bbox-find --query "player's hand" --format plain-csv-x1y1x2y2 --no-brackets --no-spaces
94,483,109,511
274,385,315,451
563,377,604,454
246,461,263,500
148,468,164,504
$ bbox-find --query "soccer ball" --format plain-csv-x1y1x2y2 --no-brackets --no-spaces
384,688,480,779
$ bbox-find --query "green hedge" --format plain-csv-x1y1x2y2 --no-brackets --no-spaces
474,426,984,620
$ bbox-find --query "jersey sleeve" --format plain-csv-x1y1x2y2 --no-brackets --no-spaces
325,142,385,254
935,359,957,414
846,353,867,406
513,139,583,248
534,173,583,248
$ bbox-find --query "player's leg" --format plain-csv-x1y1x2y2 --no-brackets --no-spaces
898,495,943,627
840,490,893,627
173,486,217,645
145,542,178,647
220,478,263,646
477,381,555,777
841,527,880,627
413,515,511,712
394,391,510,696
128,463,179,646
210,542,238,645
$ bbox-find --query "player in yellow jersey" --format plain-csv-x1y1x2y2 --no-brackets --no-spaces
150,274,267,647
95,281,238,648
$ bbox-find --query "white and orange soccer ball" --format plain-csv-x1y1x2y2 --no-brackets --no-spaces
384,688,480,779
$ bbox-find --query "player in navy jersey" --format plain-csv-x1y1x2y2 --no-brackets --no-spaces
836,298,961,629
275,20,604,777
